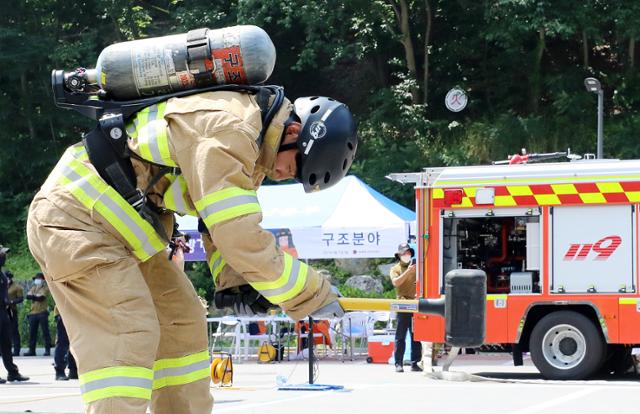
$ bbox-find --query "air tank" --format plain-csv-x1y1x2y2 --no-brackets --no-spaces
95,25,276,101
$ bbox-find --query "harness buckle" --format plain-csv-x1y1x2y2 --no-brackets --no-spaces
127,189,146,210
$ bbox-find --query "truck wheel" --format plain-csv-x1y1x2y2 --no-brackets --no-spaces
529,311,605,380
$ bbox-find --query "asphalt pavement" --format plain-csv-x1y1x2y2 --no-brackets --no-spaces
1,353,639,414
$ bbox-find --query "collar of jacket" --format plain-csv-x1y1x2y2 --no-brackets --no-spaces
254,97,293,181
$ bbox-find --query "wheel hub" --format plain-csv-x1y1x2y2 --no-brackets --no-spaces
541,324,586,370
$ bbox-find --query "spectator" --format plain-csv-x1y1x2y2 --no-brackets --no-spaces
6,271,24,356
53,306,77,381
0,245,29,382
389,242,422,372
24,272,52,356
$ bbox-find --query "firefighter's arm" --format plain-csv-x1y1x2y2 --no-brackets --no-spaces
200,230,245,290
168,110,336,320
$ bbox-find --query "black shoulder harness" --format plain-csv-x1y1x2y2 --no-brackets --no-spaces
51,69,285,239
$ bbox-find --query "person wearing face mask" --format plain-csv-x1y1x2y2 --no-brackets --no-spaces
389,242,422,372
0,245,29,382
24,272,52,357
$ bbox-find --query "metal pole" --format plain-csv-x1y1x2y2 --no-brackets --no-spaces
597,90,604,159
308,316,314,384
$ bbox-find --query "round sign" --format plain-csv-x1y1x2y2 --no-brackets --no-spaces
445,88,468,112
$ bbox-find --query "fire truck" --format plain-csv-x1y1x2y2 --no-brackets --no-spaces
390,157,640,380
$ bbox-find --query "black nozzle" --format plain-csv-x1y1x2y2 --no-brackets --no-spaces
443,269,486,348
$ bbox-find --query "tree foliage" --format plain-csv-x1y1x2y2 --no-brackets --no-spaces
1,0,639,248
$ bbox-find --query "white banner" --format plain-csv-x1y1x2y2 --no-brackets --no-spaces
288,226,407,259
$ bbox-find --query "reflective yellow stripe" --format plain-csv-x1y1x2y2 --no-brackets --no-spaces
463,187,477,197
195,187,262,228
494,195,517,206
550,184,578,195
152,350,210,390
208,250,226,283
79,366,153,404
56,145,166,261
486,294,507,301
250,253,308,304
163,175,197,216
619,298,638,305
580,192,606,204
533,194,560,205
597,182,623,193
437,175,640,186
508,186,534,196
130,103,177,167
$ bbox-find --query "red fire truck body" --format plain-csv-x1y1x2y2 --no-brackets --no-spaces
392,159,640,379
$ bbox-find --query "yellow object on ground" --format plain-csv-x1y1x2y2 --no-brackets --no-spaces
258,343,277,363
211,352,233,386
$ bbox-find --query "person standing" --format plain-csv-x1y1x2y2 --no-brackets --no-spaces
6,271,24,356
24,273,52,356
389,242,422,372
0,245,29,382
53,306,77,381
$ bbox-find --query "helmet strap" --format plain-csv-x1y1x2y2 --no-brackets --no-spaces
277,113,301,153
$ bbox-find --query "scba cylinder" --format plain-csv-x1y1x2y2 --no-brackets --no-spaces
95,25,276,101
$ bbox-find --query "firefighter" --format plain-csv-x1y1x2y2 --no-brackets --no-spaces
26,90,357,413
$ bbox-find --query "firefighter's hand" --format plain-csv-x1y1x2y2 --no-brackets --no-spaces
214,285,277,316
310,286,344,320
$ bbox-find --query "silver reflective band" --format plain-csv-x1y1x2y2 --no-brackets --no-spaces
199,194,259,218
153,360,211,381
259,259,301,298
168,180,188,213
60,165,161,259
142,107,165,165
80,377,153,394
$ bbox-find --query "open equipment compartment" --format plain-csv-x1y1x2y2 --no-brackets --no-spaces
441,209,541,295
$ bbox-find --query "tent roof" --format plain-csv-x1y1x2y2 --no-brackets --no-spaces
259,175,414,229
176,175,414,231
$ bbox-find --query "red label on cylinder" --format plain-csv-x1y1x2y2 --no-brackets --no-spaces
212,47,248,84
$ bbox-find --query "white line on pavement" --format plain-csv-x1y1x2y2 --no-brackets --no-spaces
214,392,326,413
506,387,599,414
0,392,79,404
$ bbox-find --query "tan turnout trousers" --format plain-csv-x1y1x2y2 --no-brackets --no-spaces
27,194,213,414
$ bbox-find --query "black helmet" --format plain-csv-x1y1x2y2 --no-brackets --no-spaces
292,96,357,192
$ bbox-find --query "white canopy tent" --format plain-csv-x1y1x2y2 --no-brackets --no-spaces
176,175,415,260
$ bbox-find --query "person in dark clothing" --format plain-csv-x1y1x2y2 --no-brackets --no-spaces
53,307,77,380
389,242,422,372
0,245,29,383
6,271,24,356
24,272,52,356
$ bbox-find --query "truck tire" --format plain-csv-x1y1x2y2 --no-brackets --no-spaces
529,311,605,380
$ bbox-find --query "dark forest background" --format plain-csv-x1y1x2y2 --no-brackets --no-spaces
1,0,639,277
